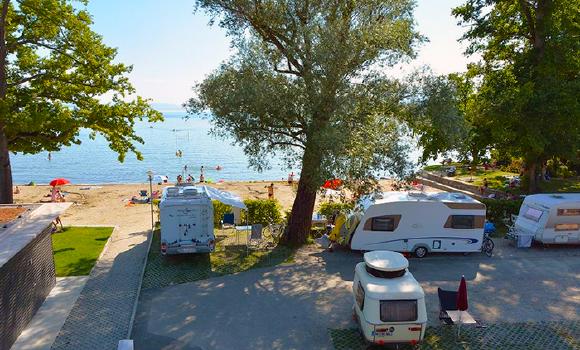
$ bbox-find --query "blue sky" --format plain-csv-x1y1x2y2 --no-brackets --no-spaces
87,0,473,109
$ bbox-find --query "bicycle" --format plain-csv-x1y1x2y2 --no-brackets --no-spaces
481,231,494,257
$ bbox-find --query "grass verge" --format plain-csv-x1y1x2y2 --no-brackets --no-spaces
142,229,296,289
52,226,114,277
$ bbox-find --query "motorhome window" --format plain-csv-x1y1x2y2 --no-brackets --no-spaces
557,209,580,216
371,217,395,231
380,300,417,322
523,207,543,222
555,223,579,231
450,215,474,229
365,265,406,279
356,282,365,310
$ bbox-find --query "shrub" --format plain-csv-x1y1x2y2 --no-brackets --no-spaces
242,199,283,225
318,202,354,218
212,200,232,227
481,198,523,224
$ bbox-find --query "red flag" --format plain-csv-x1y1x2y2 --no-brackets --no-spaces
456,275,468,311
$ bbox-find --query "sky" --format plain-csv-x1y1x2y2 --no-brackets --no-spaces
87,0,474,110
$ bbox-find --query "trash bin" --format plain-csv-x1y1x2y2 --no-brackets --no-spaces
516,233,534,248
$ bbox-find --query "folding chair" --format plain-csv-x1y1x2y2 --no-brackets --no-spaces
437,287,458,325
222,213,235,228
247,224,264,251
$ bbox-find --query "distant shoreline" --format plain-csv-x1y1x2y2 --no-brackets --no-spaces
14,179,296,187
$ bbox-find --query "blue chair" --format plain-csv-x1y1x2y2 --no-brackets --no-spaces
222,213,235,228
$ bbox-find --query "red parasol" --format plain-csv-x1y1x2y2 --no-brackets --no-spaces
456,275,468,311
322,179,342,190
49,178,70,187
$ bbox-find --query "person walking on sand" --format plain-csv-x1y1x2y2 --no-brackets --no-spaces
199,166,205,183
266,183,275,200
287,172,295,185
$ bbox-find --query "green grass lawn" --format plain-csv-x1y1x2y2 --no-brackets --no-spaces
142,229,296,289
52,226,114,277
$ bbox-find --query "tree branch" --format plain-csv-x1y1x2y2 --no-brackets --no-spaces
8,72,47,87
518,0,536,45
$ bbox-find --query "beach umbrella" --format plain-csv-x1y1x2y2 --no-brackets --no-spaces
49,178,70,187
322,178,342,190
456,275,468,337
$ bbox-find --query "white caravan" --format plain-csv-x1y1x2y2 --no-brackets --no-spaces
159,185,246,255
350,192,486,257
514,193,580,244
353,251,427,346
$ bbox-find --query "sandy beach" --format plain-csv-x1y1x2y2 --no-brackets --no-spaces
13,180,418,226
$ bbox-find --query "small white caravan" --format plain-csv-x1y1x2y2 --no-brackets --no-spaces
159,185,247,255
514,193,580,244
350,192,486,257
353,251,427,346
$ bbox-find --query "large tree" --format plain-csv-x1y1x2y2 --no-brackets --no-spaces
188,0,421,244
453,0,580,192
0,0,162,203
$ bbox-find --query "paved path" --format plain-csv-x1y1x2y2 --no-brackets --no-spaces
51,224,151,350
132,242,580,350
12,277,88,350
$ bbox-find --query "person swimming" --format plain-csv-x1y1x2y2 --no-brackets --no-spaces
215,165,222,171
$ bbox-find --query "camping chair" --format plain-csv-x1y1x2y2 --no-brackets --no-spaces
222,213,235,228
247,224,264,251
437,288,458,325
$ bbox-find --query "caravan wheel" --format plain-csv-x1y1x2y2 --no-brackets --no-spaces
414,247,428,258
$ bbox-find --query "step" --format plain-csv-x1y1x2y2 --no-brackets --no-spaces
416,176,483,200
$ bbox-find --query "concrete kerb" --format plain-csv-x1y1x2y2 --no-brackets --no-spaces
128,228,154,339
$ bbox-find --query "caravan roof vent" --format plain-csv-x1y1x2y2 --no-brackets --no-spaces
364,251,408,279
166,187,179,197
550,194,564,199
408,192,427,198
182,188,199,197
452,193,467,200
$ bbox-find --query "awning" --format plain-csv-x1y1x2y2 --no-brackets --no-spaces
199,185,247,210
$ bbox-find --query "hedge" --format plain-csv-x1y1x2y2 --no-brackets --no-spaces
481,198,523,224
212,200,232,227
241,199,283,226
318,202,354,218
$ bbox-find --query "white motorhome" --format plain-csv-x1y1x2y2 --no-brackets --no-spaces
159,186,214,254
353,251,427,346
159,185,247,255
350,192,486,257
514,193,580,244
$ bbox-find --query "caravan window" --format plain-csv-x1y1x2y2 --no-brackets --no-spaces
523,207,543,222
356,282,365,311
450,215,475,229
555,223,579,231
380,300,417,322
367,215,401,232
557,209,580,216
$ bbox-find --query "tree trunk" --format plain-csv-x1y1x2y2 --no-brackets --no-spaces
527,161,538,194
0,129,12,203
285,142,322,245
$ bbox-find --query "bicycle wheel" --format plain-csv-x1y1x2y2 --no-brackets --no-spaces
483,238,494,257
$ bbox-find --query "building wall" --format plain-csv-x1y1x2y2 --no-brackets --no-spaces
0,226,55,350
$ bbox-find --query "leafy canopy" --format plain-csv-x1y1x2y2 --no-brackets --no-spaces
0,0,162,160
452,0,580,166
188,0,423,191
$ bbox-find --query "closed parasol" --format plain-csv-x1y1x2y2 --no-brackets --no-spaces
49,178,70,187
456,275,469,337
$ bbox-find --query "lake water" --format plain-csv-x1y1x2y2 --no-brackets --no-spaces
11,113,292,184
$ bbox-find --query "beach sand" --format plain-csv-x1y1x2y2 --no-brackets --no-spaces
13,180,436,226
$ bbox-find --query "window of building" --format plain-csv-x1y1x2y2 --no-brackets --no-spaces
380,300,418,322
555,223,579,231
557,209,580,216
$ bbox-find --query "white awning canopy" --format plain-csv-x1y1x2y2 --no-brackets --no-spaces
199,185,247,210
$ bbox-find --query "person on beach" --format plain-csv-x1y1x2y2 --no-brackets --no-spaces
200,166,205,183
266,183,275,200
177,174,183,184
186,174,194,183
287,172,295,185
51,187,65,202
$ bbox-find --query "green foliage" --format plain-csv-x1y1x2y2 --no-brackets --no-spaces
212,200,232,226
241,199,283,226
317,202,354,218
452,0,580,192
481,199,523,225
0,0,162,202
52,226,114,276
